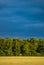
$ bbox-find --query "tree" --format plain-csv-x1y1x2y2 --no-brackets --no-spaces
36,39,44,55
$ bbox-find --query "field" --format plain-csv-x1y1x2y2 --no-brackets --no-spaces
0,57,44,65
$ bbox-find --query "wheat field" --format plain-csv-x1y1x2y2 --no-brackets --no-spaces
0,57,44,65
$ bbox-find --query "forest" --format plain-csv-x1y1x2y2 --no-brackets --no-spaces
0,38,44,56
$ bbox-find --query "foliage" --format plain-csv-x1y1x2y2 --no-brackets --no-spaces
0,38,44,56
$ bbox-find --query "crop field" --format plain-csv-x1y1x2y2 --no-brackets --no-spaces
0,57,44,65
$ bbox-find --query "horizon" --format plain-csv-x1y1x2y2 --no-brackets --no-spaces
0,0,44,38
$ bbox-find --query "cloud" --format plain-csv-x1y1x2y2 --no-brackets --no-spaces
23,23,44,28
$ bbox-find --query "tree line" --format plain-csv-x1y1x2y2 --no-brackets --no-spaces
0,38,44,56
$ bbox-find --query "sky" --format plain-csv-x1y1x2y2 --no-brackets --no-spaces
0,0,44,38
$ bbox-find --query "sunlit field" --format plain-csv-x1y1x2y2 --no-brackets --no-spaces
0,57,44,65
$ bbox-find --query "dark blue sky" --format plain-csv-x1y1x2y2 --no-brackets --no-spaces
0,0,44,38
